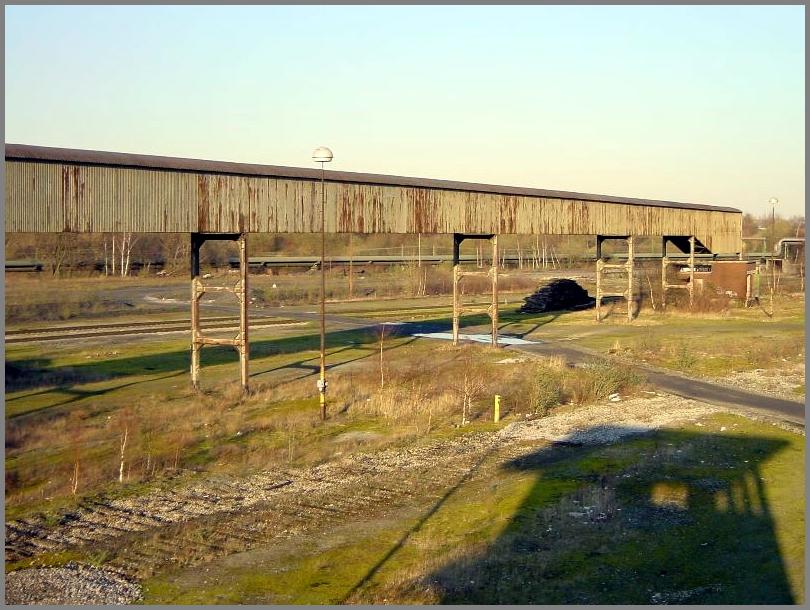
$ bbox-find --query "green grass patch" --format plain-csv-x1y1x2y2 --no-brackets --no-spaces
140,413,803,605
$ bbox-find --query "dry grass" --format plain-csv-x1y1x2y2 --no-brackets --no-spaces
5,333,647,521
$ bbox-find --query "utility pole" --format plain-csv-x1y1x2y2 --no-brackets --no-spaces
312,146,333,420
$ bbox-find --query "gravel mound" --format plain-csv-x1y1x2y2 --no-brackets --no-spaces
5,561,141,605
499,394,721,445
518,278,595,314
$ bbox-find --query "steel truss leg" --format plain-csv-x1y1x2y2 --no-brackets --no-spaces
490,235,499,347
627,235,634,322
595,236,603,322
661,235,695,311
189,232,249,393
451,233,499,348
452,233,462,346
661,237,668,310
595,235,634,322
688,235,695,309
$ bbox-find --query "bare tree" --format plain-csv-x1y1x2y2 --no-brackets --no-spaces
451,351,487,425
118,426,128,483
114,407,136,483
50,234,71,277
376,324,388,390
644,267,657,311
119,232,139,277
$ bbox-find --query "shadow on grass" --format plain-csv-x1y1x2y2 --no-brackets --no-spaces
5,322,427,404
6,306,579,399
350,425,797,604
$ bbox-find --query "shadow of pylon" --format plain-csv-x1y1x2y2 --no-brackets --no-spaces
338,436,504,603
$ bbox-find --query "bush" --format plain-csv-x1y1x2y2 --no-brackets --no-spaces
529,366,563,416
566,361,641,405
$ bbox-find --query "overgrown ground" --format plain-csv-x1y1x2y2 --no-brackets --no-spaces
5,270,805,604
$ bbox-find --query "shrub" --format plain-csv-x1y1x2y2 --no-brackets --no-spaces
672,342,697,370
566,361,641,405
529,366,563,416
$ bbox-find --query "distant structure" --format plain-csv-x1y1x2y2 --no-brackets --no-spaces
5,144,744,390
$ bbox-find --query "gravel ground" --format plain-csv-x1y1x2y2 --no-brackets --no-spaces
3,392,780,605
499,393,722,445
5,561,141,605
708,363,805,402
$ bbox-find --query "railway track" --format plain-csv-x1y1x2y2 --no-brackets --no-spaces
4,432,504,580
5,316,305,344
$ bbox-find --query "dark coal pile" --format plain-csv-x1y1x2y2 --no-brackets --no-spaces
518,279,595,313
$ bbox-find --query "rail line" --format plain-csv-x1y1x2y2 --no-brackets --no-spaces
5,316,305,344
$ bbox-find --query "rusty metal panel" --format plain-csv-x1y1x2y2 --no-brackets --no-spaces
6,161,62,232
245,176,277,233
6,144,742,213
4,149,745,255
5,161,199,232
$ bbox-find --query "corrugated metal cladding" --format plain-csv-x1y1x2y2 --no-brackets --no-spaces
5,159,743,254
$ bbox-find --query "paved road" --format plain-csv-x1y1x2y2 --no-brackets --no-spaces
138,290,806,426
512,342,805,426
234,304,807,426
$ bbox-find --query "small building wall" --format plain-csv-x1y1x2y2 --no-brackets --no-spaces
693,260,755,298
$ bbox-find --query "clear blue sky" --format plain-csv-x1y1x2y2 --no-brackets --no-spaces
5,5,805,216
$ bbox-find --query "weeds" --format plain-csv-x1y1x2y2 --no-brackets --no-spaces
566,361,642,405
529,365,564,416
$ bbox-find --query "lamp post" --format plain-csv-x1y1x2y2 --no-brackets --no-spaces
312,146,333,420
768,197,779,299
768,197,779,255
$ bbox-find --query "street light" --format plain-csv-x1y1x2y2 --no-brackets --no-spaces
768,197,779,254
312,146,333,421
768,197,779,298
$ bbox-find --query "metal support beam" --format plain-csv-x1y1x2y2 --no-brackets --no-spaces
490,235,499,347
661,235,696,310
452,233,462,346
688,235,695,309
189,232,249,393
595,236,603,321
190,234,202,390
595,235,634,322
661,237,668,310
627,235,634,322
238,233,249,389
452,233,499,347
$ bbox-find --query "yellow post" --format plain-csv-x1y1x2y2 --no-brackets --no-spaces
494,394,501,423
